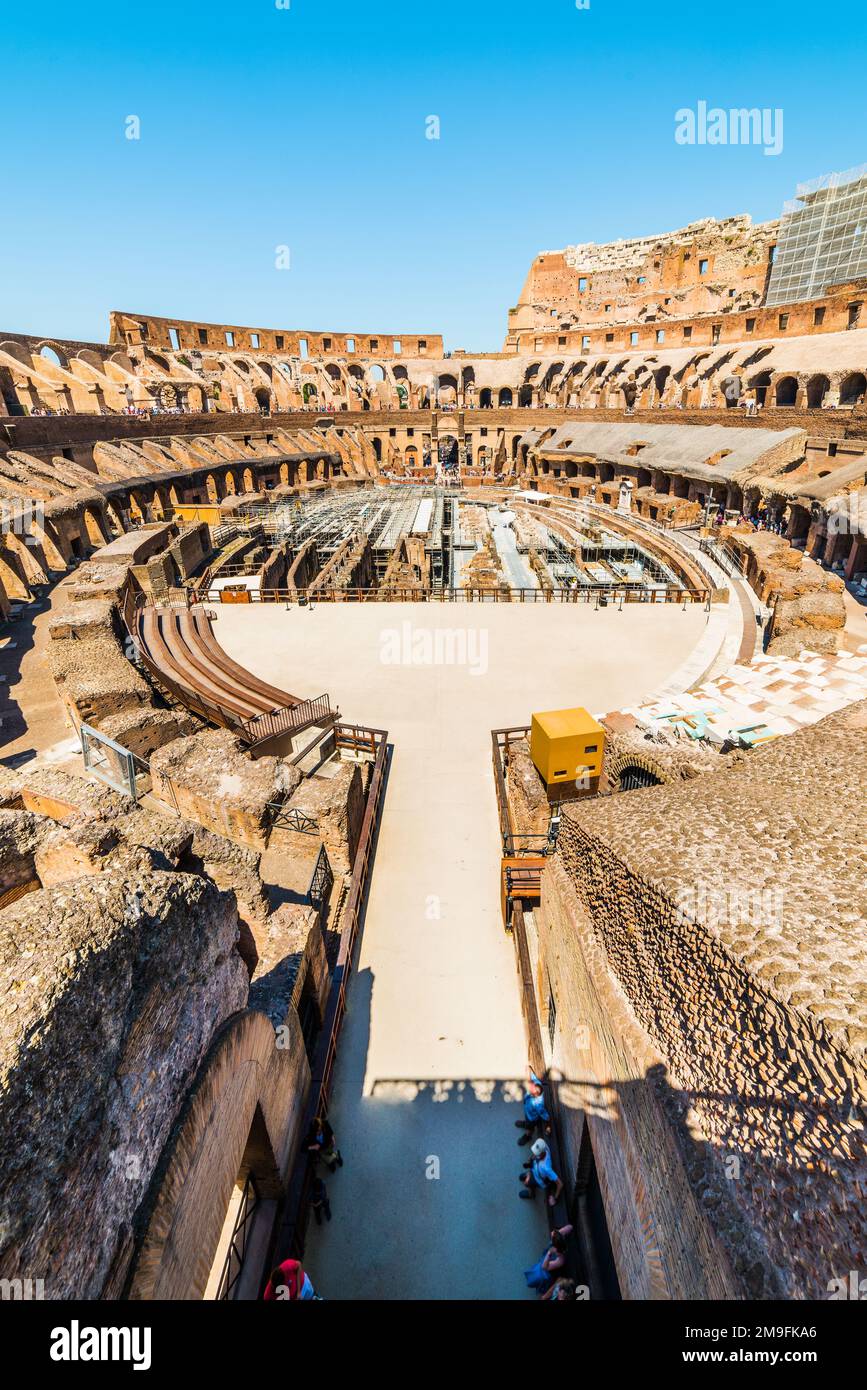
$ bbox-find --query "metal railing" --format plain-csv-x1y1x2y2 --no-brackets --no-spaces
269,724,389,1269
699,534,749,579
307,844,334,913
266,803,320,834
242,694,333,745
503,828,559,857
191,582,712,606
216,1174,260,1301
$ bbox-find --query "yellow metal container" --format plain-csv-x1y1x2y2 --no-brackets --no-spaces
530,706,605,788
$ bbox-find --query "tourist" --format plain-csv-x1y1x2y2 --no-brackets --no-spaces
515,1062,552,1145
304,1113,344,1172
311,1176,332,1225
524,1224,573,1293
541,1276,577,1301
519,1138,563,1204
263,1258,320,1300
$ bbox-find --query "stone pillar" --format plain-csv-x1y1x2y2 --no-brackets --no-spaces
844,535,867,582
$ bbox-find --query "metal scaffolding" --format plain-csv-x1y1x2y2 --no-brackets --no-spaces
766,164,867,306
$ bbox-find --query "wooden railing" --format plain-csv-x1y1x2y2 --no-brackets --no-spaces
492,726,554,928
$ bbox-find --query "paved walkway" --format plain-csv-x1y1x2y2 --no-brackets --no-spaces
216,601,707,1299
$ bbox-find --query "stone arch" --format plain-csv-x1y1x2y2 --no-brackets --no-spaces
438,432,459,471
652,366,672,402
38,345,64,368
774,375,799,407
83,507,109,548
479,388,493,408
606,751,668,791
806,374,830,409
127,490,148,524
839,372,866,407
242,467,255,493
749,370,772,408
5,528,49,587
150,488,171,520
0,364,24,415
498,387,513,407
102,501,125,536
31,516,69,570
0,541,32,600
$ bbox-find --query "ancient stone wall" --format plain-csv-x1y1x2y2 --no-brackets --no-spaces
0,870,248,1299
721,526,846,653
536,701,867,1299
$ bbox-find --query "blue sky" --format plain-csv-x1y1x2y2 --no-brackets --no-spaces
1,0,865,350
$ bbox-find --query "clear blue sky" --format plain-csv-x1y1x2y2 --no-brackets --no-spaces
2,0,865,350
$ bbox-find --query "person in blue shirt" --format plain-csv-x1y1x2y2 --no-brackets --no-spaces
515,1063,552,1146
519,1138,563,1204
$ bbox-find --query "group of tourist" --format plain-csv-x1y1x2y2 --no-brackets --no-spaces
263,1112,343,1300
263,1069,582,1302
515,1064,582,1300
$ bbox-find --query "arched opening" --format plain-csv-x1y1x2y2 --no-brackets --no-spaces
839,372,867,407
479,388,493,409
774,376,798,407
203,1103,282,1302
437,374,458,407
653,366,671,402
39,346,63,368
369,364,386,383
750,371,772,408
498,388,513,407
518,384,533,407
0,366,23,415
617,764,662,791
254,387,271,415
372,438,382,462
806,375,830,409
438,435,459,473
82,509,106,548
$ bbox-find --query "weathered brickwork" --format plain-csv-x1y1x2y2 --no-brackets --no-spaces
537,700,867,1299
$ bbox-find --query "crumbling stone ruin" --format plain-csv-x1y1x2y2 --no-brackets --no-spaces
532,700,867,1300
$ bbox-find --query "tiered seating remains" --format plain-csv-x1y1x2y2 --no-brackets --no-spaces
134,602,332,742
